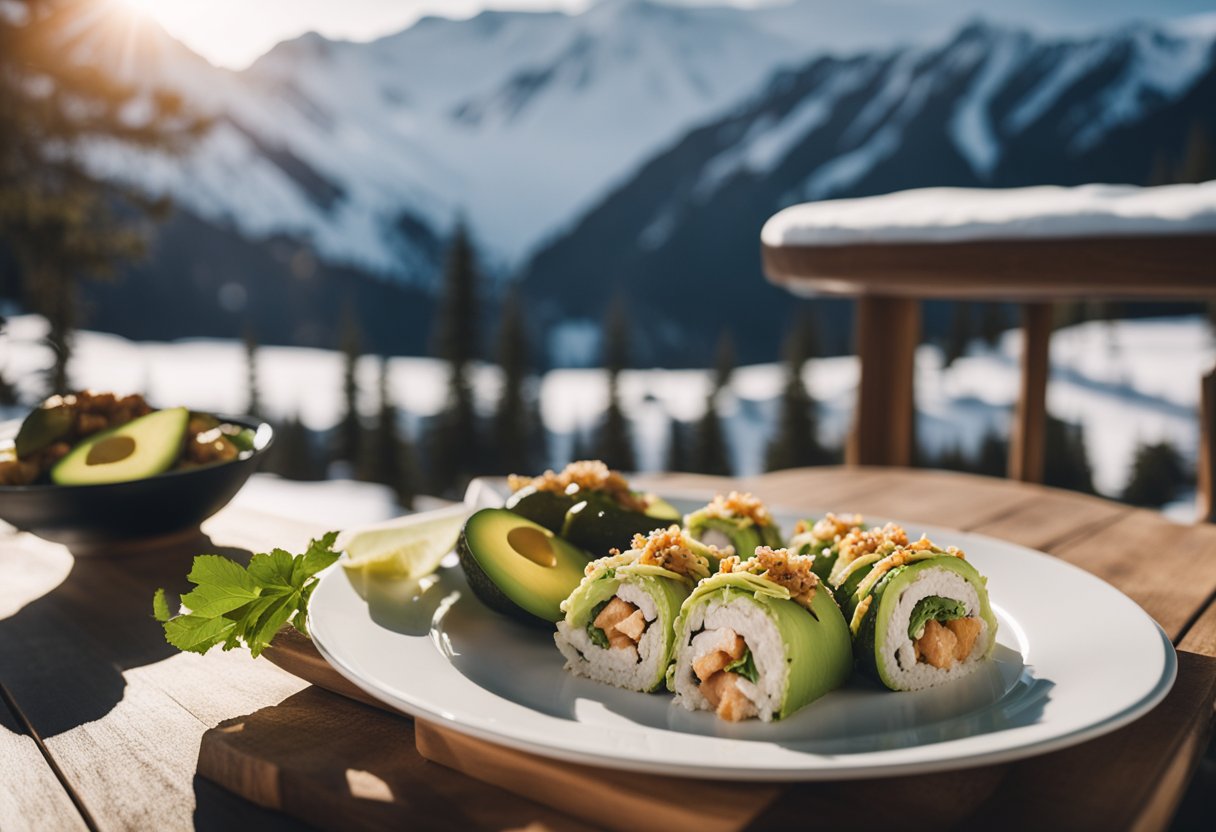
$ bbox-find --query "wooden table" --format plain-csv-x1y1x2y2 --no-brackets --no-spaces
3,469,1216,831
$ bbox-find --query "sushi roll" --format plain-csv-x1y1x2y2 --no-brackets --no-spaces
844,536,998,691
554,526,717,692
669,547,852,722
684,492,783,568
787,512,865,580
827,522,912,614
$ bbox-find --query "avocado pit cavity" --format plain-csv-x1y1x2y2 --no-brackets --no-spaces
85,435,137,466
507,526,558,568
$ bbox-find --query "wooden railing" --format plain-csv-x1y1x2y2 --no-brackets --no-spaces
762,233,1216,520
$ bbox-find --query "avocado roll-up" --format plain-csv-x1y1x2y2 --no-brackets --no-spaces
845,537,998,691
684,492,783,569
669,547,852,722
554,526,716,693
787,513,866,580
507,460,680,554
826,522,913,615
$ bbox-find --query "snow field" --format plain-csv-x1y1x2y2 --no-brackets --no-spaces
2,314,1211,513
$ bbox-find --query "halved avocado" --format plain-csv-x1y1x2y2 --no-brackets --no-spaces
503,486,576,533
456,509,590,624
51,407,189,485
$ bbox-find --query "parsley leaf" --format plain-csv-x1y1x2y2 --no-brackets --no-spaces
154,533,340,658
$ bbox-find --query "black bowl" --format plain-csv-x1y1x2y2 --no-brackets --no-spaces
0,415,273,540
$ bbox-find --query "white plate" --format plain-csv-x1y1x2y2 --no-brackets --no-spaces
309,490,1176,781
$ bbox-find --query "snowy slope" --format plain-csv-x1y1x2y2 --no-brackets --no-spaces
3,314,1210,515
66,1,813,280
523,18,1216,366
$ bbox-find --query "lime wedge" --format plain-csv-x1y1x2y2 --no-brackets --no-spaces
339,503,471,584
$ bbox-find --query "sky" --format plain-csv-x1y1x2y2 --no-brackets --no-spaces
123,0,1216,70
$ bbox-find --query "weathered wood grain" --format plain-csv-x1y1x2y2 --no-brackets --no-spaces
198,686,594,832
415,720,778,832
3,472,1215,832
0,692,88,832
0,521,311,832
1047,509,1216,640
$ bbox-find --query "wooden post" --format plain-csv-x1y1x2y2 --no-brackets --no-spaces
1200,367,1216,523
847,296,920,467
1008,302,1053,483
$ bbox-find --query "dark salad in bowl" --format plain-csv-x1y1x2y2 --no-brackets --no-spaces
0,392,270,538
1,391,258,487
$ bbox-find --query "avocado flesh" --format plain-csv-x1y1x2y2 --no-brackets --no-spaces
51,407,189,485
456,509,590,624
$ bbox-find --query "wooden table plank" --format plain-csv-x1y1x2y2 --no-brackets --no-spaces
0,523,312,832
3,471,1214,832
1047,510,1216,641
1177,596,1216,659
0,691,89,832
198,685,595,832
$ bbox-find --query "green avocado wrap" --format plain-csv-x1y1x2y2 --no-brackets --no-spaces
846,543,998,691
668,548,852,722
553,526,710,693
787,513,866,580
684,492,783,568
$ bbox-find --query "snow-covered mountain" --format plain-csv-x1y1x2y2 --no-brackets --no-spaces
70,0,827,283
522,18,1216,365
52,4,1216,361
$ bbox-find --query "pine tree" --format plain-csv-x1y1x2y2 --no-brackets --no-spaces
365,357,415,509
943,302,972,367
336,301,363,472
0,2,206,393
268,416,323,481
975,429,1008,478
766,309,831,471
666,416,689,473
693,331,734,475
570,428,594,465
595,296,635,471
431,221,482,494
979,303,1006,348
1122,441,1190,508
243,324,261,418
1043,415,1095,495
493,288,533,475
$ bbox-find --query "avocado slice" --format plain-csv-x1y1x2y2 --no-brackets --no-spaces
51,407,190,485
456,509,590,624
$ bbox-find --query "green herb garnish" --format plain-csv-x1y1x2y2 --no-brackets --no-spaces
153,531,340,658
724,647,759,684
907,595,967,639
586,599,611,649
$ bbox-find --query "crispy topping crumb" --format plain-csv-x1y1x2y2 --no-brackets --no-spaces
720,546,819,609
699,491,774,527
507,460,648,512
794,512,865,541
837,522,909,564
633,526,714,580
